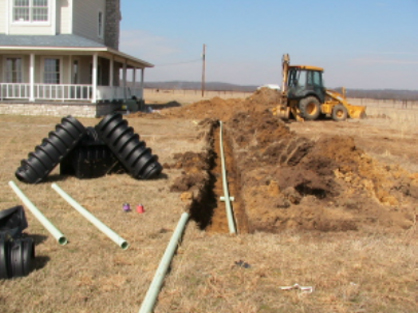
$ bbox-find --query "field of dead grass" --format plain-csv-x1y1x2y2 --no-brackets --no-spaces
144,88,253,105
0,92,417,313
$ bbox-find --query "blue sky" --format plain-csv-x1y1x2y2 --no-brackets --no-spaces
120,0,418,89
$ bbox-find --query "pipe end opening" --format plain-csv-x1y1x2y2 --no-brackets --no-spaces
58,237,68,245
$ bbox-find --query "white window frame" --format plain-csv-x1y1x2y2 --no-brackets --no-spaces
3,55,25,83
41,56,62,84
11,0,50,24
98,10,104,39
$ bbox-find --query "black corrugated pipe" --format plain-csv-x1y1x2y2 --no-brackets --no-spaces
0,206,35,279
15,116,86,184
95,113,162,179
0,234,34,279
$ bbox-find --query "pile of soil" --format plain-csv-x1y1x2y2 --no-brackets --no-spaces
162,89,416,233
162,88,281,121
226,110,416,232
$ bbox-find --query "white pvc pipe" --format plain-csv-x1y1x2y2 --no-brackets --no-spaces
8,181,68,245
51,183,129,250
219,121,237,234
138,212,189,313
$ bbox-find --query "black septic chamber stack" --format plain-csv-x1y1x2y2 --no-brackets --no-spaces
95,113,162,179
60,127,125,179
15,114,162,183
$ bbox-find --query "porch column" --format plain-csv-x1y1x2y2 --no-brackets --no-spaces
109,56,114,87
91,53,98,103
29,53,35,102
109,56,114,100
123,60,127,100
140,68,144,99
133,67,137,88
68,55,72,83
132,68,137,98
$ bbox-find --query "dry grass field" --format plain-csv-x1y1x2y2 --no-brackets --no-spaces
144,88,253,105
0,90,417,313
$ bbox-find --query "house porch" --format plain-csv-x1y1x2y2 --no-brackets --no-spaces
0,47,152,104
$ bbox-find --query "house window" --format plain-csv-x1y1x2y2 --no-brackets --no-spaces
5,57,23,83
13,0,49,22
98,11,103,38
44,58,60,84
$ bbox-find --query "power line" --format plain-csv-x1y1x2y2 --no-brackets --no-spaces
155,59,201,67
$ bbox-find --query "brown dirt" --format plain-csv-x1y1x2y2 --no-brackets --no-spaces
132,88,417,234
161,87,281,121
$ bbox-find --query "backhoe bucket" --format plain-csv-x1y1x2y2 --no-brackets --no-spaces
347,105,367,119
273,106,290,120
326,89,367,119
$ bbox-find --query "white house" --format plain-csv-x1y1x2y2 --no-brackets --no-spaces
0,0,153,104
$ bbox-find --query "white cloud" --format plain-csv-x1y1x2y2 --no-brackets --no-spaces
119,30,180,62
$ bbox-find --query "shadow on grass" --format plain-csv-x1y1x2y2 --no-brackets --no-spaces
41,171,168,183
33,255,51,271
20,234,50,273
30,234,48,246
31,234,51,271
41,174,69,183
153,173,168,180
147,101,182,110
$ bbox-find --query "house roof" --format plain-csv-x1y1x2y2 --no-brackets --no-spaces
0,34,154,68
0,34,105,48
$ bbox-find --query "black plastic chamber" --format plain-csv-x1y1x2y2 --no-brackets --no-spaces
0,235,34,279
60,127,125,179
0,205,28,238
0,206,34,279
95,113,162,179
15,116,86,184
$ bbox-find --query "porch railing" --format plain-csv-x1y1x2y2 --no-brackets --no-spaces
0,83,143,102
35,84,92,101
0,83,30,100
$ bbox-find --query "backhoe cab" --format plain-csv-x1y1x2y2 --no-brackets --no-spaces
274,54,366,121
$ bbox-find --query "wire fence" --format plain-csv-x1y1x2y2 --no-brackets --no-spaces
348,98,418,110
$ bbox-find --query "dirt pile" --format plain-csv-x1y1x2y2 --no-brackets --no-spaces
224,110,416,232
162,88,281,121
168,109,416,233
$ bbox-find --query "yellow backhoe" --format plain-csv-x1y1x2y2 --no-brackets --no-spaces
273,54,366,121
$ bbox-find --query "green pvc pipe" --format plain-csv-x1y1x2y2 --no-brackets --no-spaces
51,183,129,250
138,212,189,313
8,181,68,245
219,121,237,234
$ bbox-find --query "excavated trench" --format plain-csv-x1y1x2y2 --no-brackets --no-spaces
168,120,249,234
164,89,416,234
204,123,249,233
167,110,416,234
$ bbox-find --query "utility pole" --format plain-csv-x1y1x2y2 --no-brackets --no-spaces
201,44,206,97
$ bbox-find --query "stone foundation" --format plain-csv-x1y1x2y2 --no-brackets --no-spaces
0,102,118,118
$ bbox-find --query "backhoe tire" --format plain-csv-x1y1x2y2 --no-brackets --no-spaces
332,104,348,121
299,97,321,121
